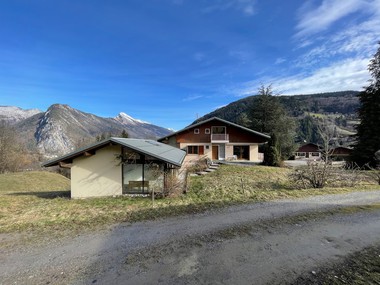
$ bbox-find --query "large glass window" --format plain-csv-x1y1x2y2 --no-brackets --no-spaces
123,163,164,194
121,148,165,194
123,164,146,193
233,145,250,160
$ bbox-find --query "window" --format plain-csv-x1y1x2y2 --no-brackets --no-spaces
233,145,249,160
122,163,163,194
187,145,199,154
194,128,200,134
212,126,226,134
187,145,204,155
205,128,210,134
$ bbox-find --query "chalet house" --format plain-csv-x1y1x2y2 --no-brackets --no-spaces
331,146,353,160
43,138,186,198
158,117,270,162
295,143,353,161
294,143,321,160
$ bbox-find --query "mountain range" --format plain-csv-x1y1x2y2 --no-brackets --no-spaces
195,91,359,123
194,90,360,145
1,90,361,159
0,104,172,158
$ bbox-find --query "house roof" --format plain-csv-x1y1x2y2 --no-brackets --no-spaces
42,137,187,168
158,116,271,141
296,143,320,152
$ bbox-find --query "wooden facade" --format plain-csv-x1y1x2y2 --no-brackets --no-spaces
159,117,270,162
295,143,352,161
294,143,321,160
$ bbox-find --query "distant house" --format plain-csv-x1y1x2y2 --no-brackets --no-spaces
331,146,353,160
294,143,353,161
43,138,186,198
294,143,321,160
158,117,270,162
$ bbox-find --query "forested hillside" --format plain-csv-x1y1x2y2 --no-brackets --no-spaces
195,91,360,145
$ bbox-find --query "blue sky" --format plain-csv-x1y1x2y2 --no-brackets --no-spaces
1,0,380,130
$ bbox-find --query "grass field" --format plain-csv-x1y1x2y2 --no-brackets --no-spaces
0,167,377,236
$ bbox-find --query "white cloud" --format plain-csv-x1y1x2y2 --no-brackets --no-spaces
240,57,370,95
243,4,255,15
202,0,256,16
294,23,380,71
214,104,227,110
183,94,203,102
231,0,380,99
295,0,366,37
275,57,286,65
293,0,380,70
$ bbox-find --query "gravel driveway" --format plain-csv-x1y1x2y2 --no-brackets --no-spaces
1,190,380,284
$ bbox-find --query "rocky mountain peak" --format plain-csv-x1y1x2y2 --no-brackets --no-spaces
9,103,172,158
0,106,42,124
115,112,149,125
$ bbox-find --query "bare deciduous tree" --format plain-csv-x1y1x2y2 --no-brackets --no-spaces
291,120,335,189
0,121,29,173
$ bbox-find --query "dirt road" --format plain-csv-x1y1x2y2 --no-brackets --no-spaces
1,190,380,284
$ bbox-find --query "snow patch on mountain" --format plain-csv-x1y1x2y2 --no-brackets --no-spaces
0,106,42,124
115,112,150,125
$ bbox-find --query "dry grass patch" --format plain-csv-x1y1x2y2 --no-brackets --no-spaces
0,167,378,237
187,165,378,204
0,171,194,234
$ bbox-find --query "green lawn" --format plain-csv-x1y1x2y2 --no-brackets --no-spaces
0,167,377,235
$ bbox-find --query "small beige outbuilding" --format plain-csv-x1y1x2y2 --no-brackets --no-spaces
43,138,186,199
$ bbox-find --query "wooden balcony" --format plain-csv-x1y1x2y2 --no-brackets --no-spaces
211,134,229,143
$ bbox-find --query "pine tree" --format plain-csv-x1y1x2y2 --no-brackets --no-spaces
248,85,296,166
351,43,380,167
262,132,281,166
120,130,129,138
298,115,321,144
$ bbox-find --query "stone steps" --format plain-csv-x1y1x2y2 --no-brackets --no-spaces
189,161,220,176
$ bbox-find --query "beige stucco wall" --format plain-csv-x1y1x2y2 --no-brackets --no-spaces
225,144,233,158
71,145,122,198
179,142,260,162
249,144,259,161
179,143,212,159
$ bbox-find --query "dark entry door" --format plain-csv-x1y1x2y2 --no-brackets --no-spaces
212,146,219,160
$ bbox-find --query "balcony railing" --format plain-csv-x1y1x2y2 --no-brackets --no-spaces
211,134,229,142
